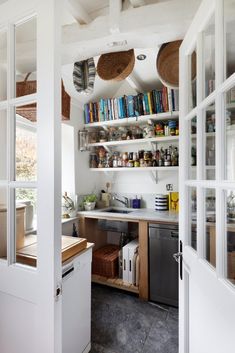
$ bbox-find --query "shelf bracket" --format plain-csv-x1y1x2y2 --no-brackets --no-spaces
103,146,112,153
149,170,158,183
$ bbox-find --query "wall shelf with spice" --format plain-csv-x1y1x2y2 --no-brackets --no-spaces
88,135,179,149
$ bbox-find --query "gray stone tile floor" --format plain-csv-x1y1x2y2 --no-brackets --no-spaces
90,284,178,353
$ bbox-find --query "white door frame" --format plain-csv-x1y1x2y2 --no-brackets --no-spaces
0,1,62,352
179,0,235,352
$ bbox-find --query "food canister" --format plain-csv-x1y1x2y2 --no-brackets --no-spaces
155,194,169,211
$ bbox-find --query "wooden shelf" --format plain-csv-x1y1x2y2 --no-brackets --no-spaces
90,166,179,172
85,111,179,128
88,135,179,148
92,274,139,294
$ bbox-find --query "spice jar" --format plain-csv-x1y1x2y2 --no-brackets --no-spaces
98,147,106,159
138,150,144,159
112,152,119,168
99,130,107,142
90,153,98,168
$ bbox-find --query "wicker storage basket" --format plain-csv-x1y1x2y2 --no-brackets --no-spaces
16,74,70,121
97,49,135,81
92,244,119,278
156,40,196,89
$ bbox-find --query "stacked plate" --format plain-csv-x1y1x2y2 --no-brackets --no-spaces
155,194,168,211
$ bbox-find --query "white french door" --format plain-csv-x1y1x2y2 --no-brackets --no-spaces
179,0,235,352
0,1,62,353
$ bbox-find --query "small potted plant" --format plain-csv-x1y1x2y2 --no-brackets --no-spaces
82,194,97,211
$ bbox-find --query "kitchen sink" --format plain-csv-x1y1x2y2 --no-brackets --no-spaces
103,208,132,214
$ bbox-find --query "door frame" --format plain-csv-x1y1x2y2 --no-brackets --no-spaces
0,1,62,352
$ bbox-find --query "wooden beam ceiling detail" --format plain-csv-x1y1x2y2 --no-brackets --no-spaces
67,0,92,24
109,0,122,34
129,0,146,8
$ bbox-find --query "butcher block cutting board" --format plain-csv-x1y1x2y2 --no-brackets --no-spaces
16,236,87,267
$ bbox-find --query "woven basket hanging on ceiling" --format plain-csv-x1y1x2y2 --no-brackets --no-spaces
16,73,71,121
156,40,196,89
97,49,135,81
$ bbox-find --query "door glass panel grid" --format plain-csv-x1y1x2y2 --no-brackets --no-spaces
224,0,235,80
203,187,216,268
203,13,216,99
224,85,235,181
190,116,197,180
188,186,197,250
15,104,37,182
15,16,37,99
225,189,235,286
0,29,7,103
203,102,216,181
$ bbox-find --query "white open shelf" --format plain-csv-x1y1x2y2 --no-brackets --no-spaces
88,135,179,148
84,111,179,128
90,166,179,172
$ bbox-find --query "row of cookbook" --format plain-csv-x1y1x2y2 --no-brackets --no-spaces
84,87,179,124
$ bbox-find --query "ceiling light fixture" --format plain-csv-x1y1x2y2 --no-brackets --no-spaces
107,40,127,47
137,54,146,61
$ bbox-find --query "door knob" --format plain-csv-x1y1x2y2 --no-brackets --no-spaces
173,242,183,280
173,252,182,263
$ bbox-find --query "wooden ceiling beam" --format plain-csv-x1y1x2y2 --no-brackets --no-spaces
66,0,92,24
109,0,122,34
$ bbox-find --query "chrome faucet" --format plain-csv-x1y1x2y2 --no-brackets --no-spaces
112,194,129,208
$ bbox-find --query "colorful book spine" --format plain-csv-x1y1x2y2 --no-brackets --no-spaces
147,92,153,115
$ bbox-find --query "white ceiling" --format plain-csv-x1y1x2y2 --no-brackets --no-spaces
0,0,203,104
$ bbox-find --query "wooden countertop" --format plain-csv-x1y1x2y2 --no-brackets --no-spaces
16,236,90,267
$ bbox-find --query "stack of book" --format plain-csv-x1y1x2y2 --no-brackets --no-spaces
84,86,179,124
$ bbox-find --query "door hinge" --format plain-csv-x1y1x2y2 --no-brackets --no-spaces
173,240,183,280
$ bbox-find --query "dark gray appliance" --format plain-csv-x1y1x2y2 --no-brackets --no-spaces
149,223,179,307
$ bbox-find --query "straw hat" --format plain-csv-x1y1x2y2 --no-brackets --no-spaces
157,40,196,89
97,49,135,81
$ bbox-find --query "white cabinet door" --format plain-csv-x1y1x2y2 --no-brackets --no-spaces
179,0,235,352
62,249,92,353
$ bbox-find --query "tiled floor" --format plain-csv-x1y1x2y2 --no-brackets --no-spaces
90,284,178,353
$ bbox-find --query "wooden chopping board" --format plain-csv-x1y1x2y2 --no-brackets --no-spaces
16,236,87,267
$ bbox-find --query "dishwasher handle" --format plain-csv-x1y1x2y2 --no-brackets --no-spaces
62,264,74,278
171,231,179,238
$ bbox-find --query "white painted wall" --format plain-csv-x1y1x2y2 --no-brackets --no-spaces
62,100,102,198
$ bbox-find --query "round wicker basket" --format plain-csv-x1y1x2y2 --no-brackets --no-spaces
97,49,135,81
157,40,196,89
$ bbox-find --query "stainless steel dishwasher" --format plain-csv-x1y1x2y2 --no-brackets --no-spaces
149,223,179,307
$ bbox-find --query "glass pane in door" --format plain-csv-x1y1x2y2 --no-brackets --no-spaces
203,15,215,98
226,190,235,285
0,110,7,180
225,86,235,180
204,103,216,180
190,116,197,179
15,17,37,98
15,188,37,267
15,104,37,181
224,0,235,79
204,188,216,267
0,187,7,260
189,48,197,110
0,30,7,102
189,187,197,250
